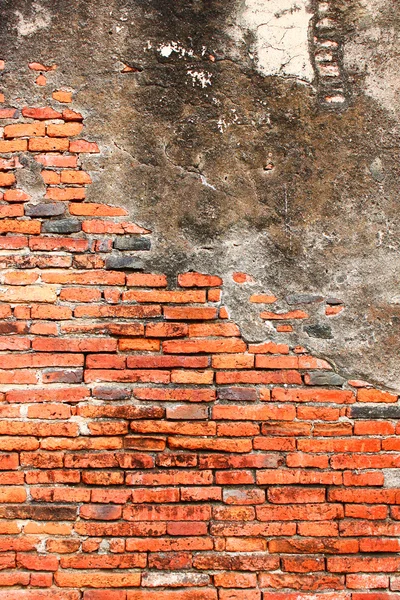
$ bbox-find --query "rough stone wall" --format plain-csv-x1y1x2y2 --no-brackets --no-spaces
1,0,400,597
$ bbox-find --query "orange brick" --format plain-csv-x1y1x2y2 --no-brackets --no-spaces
22,106,62,119
28,137,69,151
70,139,100,153
4,122,45,138
45,187,86,200
61,171,92,184
357,388,398,403
52,90,73,103
0,172,16,186
47,122,83,137
178,272,222,287
0,139,28,152
163,338,246,354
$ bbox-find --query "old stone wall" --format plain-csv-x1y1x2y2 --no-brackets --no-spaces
0,0,400,598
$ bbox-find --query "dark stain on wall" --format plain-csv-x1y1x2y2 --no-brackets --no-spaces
0,0,399,389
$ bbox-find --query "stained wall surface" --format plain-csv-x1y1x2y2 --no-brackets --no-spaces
0,0,400,598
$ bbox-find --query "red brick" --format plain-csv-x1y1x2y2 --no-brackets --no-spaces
22,106,62,119
126,470,212,486
0,172,16,186
188,323,240,337
212,354,254,368
123,504,210,522
69,139,100,153
0,220,41,234
357,388,398,403
272,387,355,403
256,355,299,368
127,592,217,600
248,342,289,354
33,337,117,352
0,139,28,152
219,592,260,600
216,370,302,384
17,552,58,571
84,593,127,600
47,123,83,137
126,273,167,287
178,272,222,287
163,307,217,320
70,202,128,215
29,237,88,252
0,236,28,249
212,404,295,421
52,90,73,103
327,556,400,572
354,421,395,435
3,189,31,202
45,187,86,200
5,122,45,138
35,153,78,167
6,387,88,403
346,575,389,590
134,388,215,402
268,487,326,504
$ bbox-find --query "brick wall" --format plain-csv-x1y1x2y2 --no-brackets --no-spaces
0,66,400,600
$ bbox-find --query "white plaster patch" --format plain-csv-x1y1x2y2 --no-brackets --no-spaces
158,41,194,58
383,469,400,488
187,69,212,88
235,0,314,82
15,2,52,37
199,174,217,190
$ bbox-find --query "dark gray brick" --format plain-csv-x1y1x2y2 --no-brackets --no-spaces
42,219,81,233
285,294,324,305
114,236,151,251
304,323,333,339
305,372,345,386
105,255,144,271
351,405,400,419
25,202,66,217
92,386,132,400
218,387,258,401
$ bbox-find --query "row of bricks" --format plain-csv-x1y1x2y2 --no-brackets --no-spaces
3,551,400,573
0,368,346,385
0,271,222,290
0,448,399,470
0,152,82,171
5,479,400,511
0,402,398,435
0,107,83,121
2,589,400,600
0,385,391,409
0,138,98,154
0,172,91,188
6,558,400,582
0,440,399,466
1,413,398,446
4,520,400,545
0,219,149,234
0,270,221,292
3,567,398,591
1,471,399,500
1,122,83,139
2,477,400,505
0,367,347,385
0,463,397,490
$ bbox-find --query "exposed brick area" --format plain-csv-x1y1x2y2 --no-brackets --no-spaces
0,73,399,599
